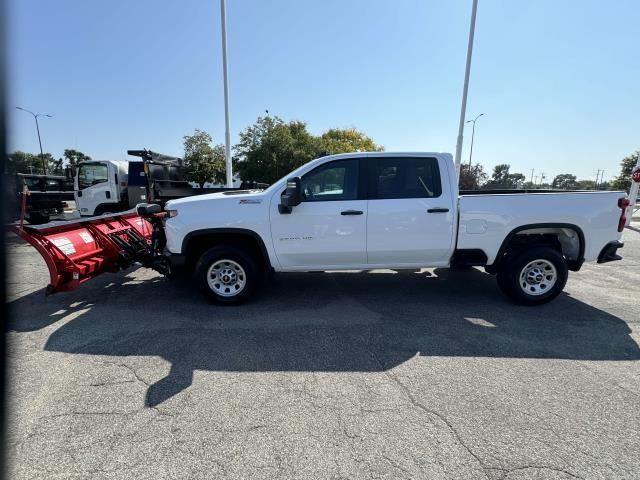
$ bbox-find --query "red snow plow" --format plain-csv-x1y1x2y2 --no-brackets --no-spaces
9,205,170,295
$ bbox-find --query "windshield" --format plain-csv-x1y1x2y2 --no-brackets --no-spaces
78,163,108,189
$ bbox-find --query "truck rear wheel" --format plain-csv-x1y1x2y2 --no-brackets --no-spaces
496,247,568,305
195,246,258,305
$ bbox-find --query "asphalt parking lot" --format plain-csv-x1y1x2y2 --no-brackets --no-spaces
6,224,640,480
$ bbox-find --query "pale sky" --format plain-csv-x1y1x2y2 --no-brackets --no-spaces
8,0,640,183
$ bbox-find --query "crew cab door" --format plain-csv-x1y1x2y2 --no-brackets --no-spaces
365,156,455,266
270,158,367,268
75,162,116,216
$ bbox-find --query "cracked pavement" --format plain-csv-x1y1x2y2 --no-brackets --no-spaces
6,225,640,479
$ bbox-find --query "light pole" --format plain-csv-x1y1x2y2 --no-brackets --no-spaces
454,0,480,176
466,113,484,171
220,0,233,187
16,106,53,174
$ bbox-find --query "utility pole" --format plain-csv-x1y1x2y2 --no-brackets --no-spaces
595,169,602,190
16,106,53,174
454,0,479,177
529,169,534,187
220,0,233,187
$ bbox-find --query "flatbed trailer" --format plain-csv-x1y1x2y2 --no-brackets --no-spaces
6,173,75,224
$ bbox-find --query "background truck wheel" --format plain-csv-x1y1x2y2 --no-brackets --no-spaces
496,247,568,305
195,246,258,305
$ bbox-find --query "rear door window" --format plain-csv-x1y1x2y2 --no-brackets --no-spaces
23,177,43,191
370,157,441,199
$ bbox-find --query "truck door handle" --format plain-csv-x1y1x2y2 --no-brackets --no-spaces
427,208,449,213
341,210,363,215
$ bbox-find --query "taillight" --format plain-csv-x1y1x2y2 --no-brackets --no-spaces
618,197,630,232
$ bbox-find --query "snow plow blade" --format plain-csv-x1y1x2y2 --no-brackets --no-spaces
8,211,158,295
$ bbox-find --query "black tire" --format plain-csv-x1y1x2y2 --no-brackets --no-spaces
496,247,568,305
195,245,259,305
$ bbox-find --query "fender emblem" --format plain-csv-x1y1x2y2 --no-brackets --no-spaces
279,236,313,241
239,199,261,204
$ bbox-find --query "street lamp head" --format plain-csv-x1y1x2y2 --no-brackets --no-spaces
466,113,485,124
16,107,52,118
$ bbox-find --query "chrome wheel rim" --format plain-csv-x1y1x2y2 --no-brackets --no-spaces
519,259,557,296
207,259,246,297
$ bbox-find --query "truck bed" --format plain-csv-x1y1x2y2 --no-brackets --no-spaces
457,190,626,265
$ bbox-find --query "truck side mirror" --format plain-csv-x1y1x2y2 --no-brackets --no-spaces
136,203,162,216
279,177,302,214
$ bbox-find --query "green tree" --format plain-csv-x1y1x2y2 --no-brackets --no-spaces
234,115,320,184
63,149,92,167
234,116,385,184
551,173,577,190
183,129,226,188
575,179,596,190
318,128,383,155
6,151,38,174
49,156,64,175
610,151,639,192
458,163,487,190
483,164,526,189
5,151,60,175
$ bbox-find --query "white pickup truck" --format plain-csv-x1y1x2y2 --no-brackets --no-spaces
160,152,628,305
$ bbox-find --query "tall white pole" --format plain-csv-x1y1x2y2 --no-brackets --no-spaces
220,0,233,187
454,0,479,177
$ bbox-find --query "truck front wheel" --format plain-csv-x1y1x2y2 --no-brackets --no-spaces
195,246,258,305
496,247,568,305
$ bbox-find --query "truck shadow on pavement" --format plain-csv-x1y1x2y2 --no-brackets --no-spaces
9,266,640,407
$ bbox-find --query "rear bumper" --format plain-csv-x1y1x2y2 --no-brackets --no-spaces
597,241,624,264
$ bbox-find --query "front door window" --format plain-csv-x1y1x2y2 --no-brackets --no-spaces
301,159,359,201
